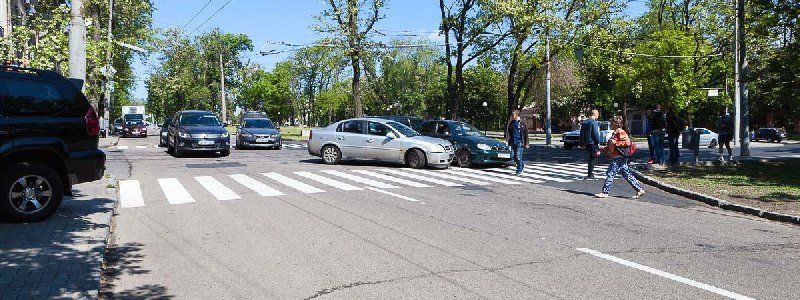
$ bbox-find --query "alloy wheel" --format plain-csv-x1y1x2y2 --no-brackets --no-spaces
323,146,338,163
8,175,52,215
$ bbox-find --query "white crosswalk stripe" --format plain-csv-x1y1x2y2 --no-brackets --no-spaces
488,167,572,183
350,170,431,187
118,180,145,208
526,164,587,176
292,171,363,191
455,167,544,183
195,176,241,200
402,168,491,185
374,169,464,187
440,169,521,185
158,178,195,205
284,144,307,149
136,146,148,149
229,174,285,197
116,146,129,150
262,172,325,194
320,170,400,189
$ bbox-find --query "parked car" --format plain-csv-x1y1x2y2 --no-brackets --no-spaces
751,128,786,143
418,120,511,167
112,118,123,135
158,118,172,147
692,128,719,148
369,115,425,131
166,110,230,157
307,118,454,168
236,118,282,149
561,121,613,150
121,120,148,138
240,111,269,120
0,66,105,222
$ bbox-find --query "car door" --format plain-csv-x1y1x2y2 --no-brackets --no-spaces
334,120,366,159
366,121,403,161
0,79,11,154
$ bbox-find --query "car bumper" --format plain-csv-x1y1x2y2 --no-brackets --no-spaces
427,152,455,167
65,149,106,185
176,137,230,151
473,150,513,164
240,136,282,147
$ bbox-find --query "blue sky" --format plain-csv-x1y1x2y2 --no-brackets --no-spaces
131,0,647,100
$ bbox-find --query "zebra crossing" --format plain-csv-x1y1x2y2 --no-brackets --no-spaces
117,162,608,208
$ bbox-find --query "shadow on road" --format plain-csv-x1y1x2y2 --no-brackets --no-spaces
100,241,174,299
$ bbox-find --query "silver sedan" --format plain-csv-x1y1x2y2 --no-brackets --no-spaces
307,118,455,169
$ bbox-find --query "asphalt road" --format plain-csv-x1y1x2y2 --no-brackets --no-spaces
101,135,800,299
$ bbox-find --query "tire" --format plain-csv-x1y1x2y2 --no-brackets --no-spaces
405,149,427,169
767,137,774,143
220,149,230,157
777,138,783,143
564,144,573,150
0,163,64,223
173,138,184,158
321,145,342,165
158,138,165,147
455,149,473,168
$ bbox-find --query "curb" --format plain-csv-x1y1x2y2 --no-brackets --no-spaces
631,169,800,225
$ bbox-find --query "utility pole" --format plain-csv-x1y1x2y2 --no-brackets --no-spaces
220,53,227,124
68,0,86,82
545,30,552,146
103,0,114,137
736,0,750,156
733,1,741,146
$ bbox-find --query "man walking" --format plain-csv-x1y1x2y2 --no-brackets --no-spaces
666,108,683,165
716,110,734,161
648,104,667,165
579,109,601,179
505,110,529,176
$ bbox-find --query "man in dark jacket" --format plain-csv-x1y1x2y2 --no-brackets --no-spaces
579,109,601,179
666,108,683,164
505,110,529,175
648,104,667,164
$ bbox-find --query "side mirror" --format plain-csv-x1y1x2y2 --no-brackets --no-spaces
386,132,397,139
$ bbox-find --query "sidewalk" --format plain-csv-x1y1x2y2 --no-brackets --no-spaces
99,136,119,149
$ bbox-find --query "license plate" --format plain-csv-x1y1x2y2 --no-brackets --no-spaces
498,153,511,159
198,140,214,145
255,138,272,143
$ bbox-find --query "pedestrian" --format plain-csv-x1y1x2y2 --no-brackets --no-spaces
579,109,601,180
595,116,646,199
666,108,683,165
716,110,734,161
648,104,667,165
505,110,529,176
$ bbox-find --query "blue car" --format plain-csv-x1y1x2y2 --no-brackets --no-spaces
418,120,512,167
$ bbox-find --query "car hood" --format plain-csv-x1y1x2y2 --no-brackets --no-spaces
181,126,227,134
240,128,279,135
406,135,451,147
456,135,506,146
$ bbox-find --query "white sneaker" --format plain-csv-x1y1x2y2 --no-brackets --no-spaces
633,189,645,199
594,193,609,198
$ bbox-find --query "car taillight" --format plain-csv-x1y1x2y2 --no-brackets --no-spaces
85,106,100,136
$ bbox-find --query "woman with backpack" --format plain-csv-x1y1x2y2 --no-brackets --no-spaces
595,116,646,199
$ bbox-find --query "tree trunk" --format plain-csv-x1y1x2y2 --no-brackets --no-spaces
351,55,363,117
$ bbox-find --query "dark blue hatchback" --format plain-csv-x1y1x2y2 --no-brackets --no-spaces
418,120,512,167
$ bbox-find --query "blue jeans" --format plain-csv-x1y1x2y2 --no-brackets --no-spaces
512,144,524,173
649,130,665,164
602,157,643,194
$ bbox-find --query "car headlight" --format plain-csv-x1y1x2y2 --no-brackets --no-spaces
476,143,492,151
178,130,190,138
222,131,229,138
431,144,446,153
240,132,253,138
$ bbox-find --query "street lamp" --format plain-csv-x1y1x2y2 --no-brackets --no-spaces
482,101,488,135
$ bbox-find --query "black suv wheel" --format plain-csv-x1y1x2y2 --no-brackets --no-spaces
0,163,63,223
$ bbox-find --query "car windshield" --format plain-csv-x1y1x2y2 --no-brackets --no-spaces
243,119,274,129
125,114,144,121
180,114,221,126
386,121,419,137
453,122,483,136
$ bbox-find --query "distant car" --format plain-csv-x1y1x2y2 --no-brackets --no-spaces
158,118,172,147
693,128,719,148
561,121,613,150
166,110,230,157
121,120,147,138
240,111,269,120
236,118,282,149
369,115,425,131
751,128,786,143
307,118,454,168
418,120,511,167
112,118,123,135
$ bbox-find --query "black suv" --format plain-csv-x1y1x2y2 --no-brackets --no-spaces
752,128,787,143
0,66,105,222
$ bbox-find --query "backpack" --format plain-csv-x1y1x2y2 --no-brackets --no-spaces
579,121,590,147
611,129,637,158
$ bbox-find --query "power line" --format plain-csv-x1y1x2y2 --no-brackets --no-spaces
188,0,234,35
179,0,214,32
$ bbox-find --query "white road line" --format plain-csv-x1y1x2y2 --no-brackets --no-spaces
526,164,586,176
440,169,521,185
136,146,148,149
374,169,464,187
534,163,606,175
576,248,755,300
261,172,325,194
564,162,608,171
365,187,419,202
117,146,129,150
195,176,241,200
118,180,145,208
292,171,363,191
320,170,400,189
488,168,572,183
456,167,544,183
351,170,431,187
157,178,195,205
229,174,285,197
402,169,491,185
